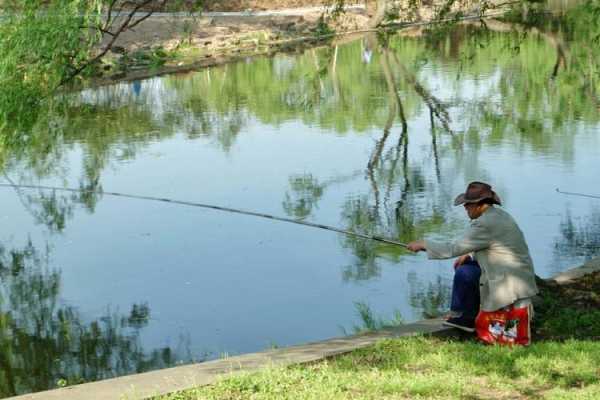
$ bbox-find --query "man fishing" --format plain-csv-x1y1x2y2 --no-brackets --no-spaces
407,181,539,345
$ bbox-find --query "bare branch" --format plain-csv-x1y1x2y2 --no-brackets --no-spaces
59,0,165,87
103,0,120,31
129,0,167,30
80,25,116,37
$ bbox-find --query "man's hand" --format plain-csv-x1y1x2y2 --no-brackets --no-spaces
453,254,472,270
407,240,426,253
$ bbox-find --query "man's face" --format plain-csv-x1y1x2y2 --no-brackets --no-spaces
464,203,482,219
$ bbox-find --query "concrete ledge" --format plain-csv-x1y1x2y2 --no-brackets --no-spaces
552,257,600,284
8,319,451,400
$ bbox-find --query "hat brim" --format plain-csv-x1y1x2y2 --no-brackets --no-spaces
453,193,468,206
454,193,502,206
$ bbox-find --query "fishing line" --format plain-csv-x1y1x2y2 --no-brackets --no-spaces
0,183,408,248
556,188,600,200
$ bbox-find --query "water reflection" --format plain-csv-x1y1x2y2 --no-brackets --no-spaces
555,208,600,260
342,301,403,335
2,172,103,233
282,174,325,220
0,240,185,396
408,272,452,319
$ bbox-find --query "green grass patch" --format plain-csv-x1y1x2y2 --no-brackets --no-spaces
157,274,600,399
158,336,600,400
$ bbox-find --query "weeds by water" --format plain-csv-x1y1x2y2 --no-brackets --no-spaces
339,301,403,336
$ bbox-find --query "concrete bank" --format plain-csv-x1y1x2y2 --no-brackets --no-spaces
550,257,600,284
10,256,600,400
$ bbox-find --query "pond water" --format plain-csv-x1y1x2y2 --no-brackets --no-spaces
1,9,600,397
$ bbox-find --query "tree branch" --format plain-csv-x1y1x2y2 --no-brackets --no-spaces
59,0,164,87
129,0,167,30
80,25,116,37
103,0,120,32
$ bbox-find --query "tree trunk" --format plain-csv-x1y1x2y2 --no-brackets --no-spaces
368,0,389,28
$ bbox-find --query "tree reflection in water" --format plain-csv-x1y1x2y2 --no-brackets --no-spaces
408,271,452,319
555,208,600,260
278,33,460,281
0,241,183,397
340,301,403,335
282,174,325,220
336,34,456,282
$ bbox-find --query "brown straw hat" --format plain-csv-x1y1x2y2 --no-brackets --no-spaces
454,181,502,206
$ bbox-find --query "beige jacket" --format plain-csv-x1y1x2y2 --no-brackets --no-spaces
425,206,539,311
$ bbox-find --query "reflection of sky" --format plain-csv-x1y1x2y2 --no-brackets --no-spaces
1,122,449,359
2,36,600,372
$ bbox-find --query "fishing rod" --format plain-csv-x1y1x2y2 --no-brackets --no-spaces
556,188,600,200
0,183,408,248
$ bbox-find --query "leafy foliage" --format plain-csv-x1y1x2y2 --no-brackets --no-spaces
0,0,201,133
0,1,103,128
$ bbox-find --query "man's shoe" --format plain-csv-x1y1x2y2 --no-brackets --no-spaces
443,316,475,332
443,311,462,319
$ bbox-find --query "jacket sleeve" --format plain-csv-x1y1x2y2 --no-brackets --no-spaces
424,219,492,260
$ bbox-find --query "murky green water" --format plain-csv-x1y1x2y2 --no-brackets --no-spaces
1,8,600,396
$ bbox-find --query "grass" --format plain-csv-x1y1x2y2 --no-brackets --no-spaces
156,274,600,400
532,272,600,341
159,337,600,399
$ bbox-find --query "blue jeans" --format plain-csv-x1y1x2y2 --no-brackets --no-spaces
451,260,481,319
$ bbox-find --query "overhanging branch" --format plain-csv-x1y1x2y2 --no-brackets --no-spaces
59,0,166,87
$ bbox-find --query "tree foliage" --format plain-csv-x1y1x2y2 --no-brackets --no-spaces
0,1,103,127
0,0,195,131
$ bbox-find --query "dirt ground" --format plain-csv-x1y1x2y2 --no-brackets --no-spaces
105,11,368,52
94,5,370,84
104,1,371,51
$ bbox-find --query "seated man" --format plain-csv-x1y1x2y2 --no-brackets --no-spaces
407,181,539,345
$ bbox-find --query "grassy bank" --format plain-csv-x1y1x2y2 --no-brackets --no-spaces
160,337,600,399
158,272,600,400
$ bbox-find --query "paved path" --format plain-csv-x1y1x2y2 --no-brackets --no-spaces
0,4,366,20
8,319,450,400
143,4,366,17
